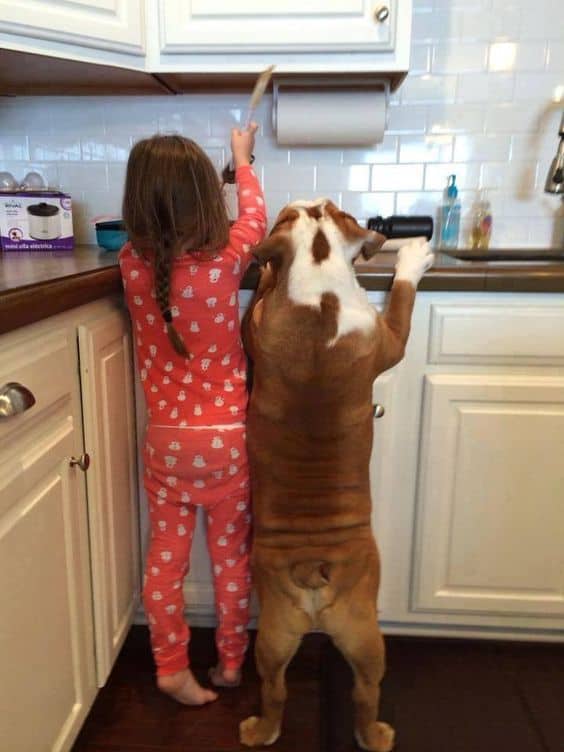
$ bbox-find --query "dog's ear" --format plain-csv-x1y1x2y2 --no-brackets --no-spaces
360,230,386,259
253,207,299,263
252,234,287,263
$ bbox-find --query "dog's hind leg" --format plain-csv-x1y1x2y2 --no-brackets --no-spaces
324,605,394,752
240,598,309,748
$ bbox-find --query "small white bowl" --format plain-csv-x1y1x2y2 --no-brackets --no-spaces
0,171,18,192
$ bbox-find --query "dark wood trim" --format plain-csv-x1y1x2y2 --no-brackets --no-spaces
0,267,122,334
0,48,169,96
0,47,407,96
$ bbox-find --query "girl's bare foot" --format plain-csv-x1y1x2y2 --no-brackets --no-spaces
157,669,218,705
209,664,242,687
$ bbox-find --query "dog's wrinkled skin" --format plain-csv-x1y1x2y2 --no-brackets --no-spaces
240,200,433,751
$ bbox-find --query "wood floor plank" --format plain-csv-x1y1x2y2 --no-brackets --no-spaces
495,641,564,752
73,627,322,752
73,627,564,752
321,636,552,752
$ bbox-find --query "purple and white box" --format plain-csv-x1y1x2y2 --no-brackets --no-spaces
0,191,74,251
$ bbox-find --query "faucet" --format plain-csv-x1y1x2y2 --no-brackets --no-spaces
545,112,564,195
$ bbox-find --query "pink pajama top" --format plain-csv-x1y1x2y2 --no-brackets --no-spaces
118,166,267,430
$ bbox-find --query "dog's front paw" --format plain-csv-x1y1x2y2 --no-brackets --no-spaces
355,721,395,752
240,716,281,747
394,238,434,287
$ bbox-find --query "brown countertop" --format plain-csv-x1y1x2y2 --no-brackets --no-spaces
1,245,564,335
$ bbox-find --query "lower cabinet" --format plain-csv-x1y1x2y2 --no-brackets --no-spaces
412,373,564,623
367,292,564,639
0,299,140,752
78,310,141,685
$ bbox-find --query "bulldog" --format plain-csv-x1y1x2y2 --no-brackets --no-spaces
240,199,433,751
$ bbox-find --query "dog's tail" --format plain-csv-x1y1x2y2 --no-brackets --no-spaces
290,561,332,590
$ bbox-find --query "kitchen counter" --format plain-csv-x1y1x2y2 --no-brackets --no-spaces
2,244,564,335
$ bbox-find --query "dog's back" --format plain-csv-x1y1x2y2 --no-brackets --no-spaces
239,199,433,751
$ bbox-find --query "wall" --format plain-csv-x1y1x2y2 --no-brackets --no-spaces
1,0,563,248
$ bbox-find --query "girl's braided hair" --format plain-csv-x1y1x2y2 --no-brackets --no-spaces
123,135,230,356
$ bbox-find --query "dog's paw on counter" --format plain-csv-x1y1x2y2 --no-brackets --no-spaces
395,237,435,286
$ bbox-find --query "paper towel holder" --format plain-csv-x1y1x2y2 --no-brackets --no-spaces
272,76,390,147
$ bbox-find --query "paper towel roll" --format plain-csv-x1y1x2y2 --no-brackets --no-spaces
275,86,387,146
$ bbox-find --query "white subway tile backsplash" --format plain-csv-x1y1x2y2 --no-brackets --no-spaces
424,163,481,191
387,104,428,134
343,137,399,164
29,133,81,162
513,72,564,101
411,11,460,43
371,164,424,192
488,41,547,73
484,104,539,133
58,162,108,193
517,0,564,41
454,134,511,162
209,105,242,137
316,165,370,192
456,72,515,103
341,192,396,220
0,133,29,161
511,133,556,162
432,44,488,74
263,163,315,192
462,8,521,41
399,135,454,163
1,0,561,248
289,147,342,165
103,131,134,162
409,44,432,75
262,189,290,223
401,74,457,103
546,42,564,72
480,161,540,194
426,104,486,133
395,191,442,217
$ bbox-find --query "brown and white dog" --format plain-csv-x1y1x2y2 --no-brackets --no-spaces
240,199,433,751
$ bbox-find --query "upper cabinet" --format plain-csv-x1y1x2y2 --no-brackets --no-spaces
159,0,396,55
0,0,412,86
154,0,411,75
0,0,145,65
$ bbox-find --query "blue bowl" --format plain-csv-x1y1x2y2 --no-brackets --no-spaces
95,220,128,251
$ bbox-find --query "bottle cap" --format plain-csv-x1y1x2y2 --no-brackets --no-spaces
446,174,458,199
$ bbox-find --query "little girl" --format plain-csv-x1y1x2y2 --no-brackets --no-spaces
119,127,266,704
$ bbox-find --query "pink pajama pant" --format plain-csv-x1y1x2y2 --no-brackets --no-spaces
142,424,251,676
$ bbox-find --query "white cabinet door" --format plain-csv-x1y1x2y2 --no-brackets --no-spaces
159,0,397,54
0,326,97,752
413,373,564,620
369,367,402,619
79,308,141,686
0,0,144,55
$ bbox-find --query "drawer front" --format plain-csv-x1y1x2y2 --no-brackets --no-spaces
428,304,564,366
0,325,76,447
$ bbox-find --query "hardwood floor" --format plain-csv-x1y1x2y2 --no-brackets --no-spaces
73,627,564,752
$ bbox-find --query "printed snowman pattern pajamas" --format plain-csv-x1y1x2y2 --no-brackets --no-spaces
119,166,266,676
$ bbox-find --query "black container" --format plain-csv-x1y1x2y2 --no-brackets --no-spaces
368,215,433,240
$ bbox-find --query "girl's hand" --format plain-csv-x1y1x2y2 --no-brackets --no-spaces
231,122,258,169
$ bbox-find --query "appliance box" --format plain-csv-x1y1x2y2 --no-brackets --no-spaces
0,191,74,251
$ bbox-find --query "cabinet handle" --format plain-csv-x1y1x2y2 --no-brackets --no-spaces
374,5,390,22
373,404,385,418
70,453,90,472
0,382,36,419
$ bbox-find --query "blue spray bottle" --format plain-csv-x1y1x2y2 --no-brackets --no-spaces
439,174,461,249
